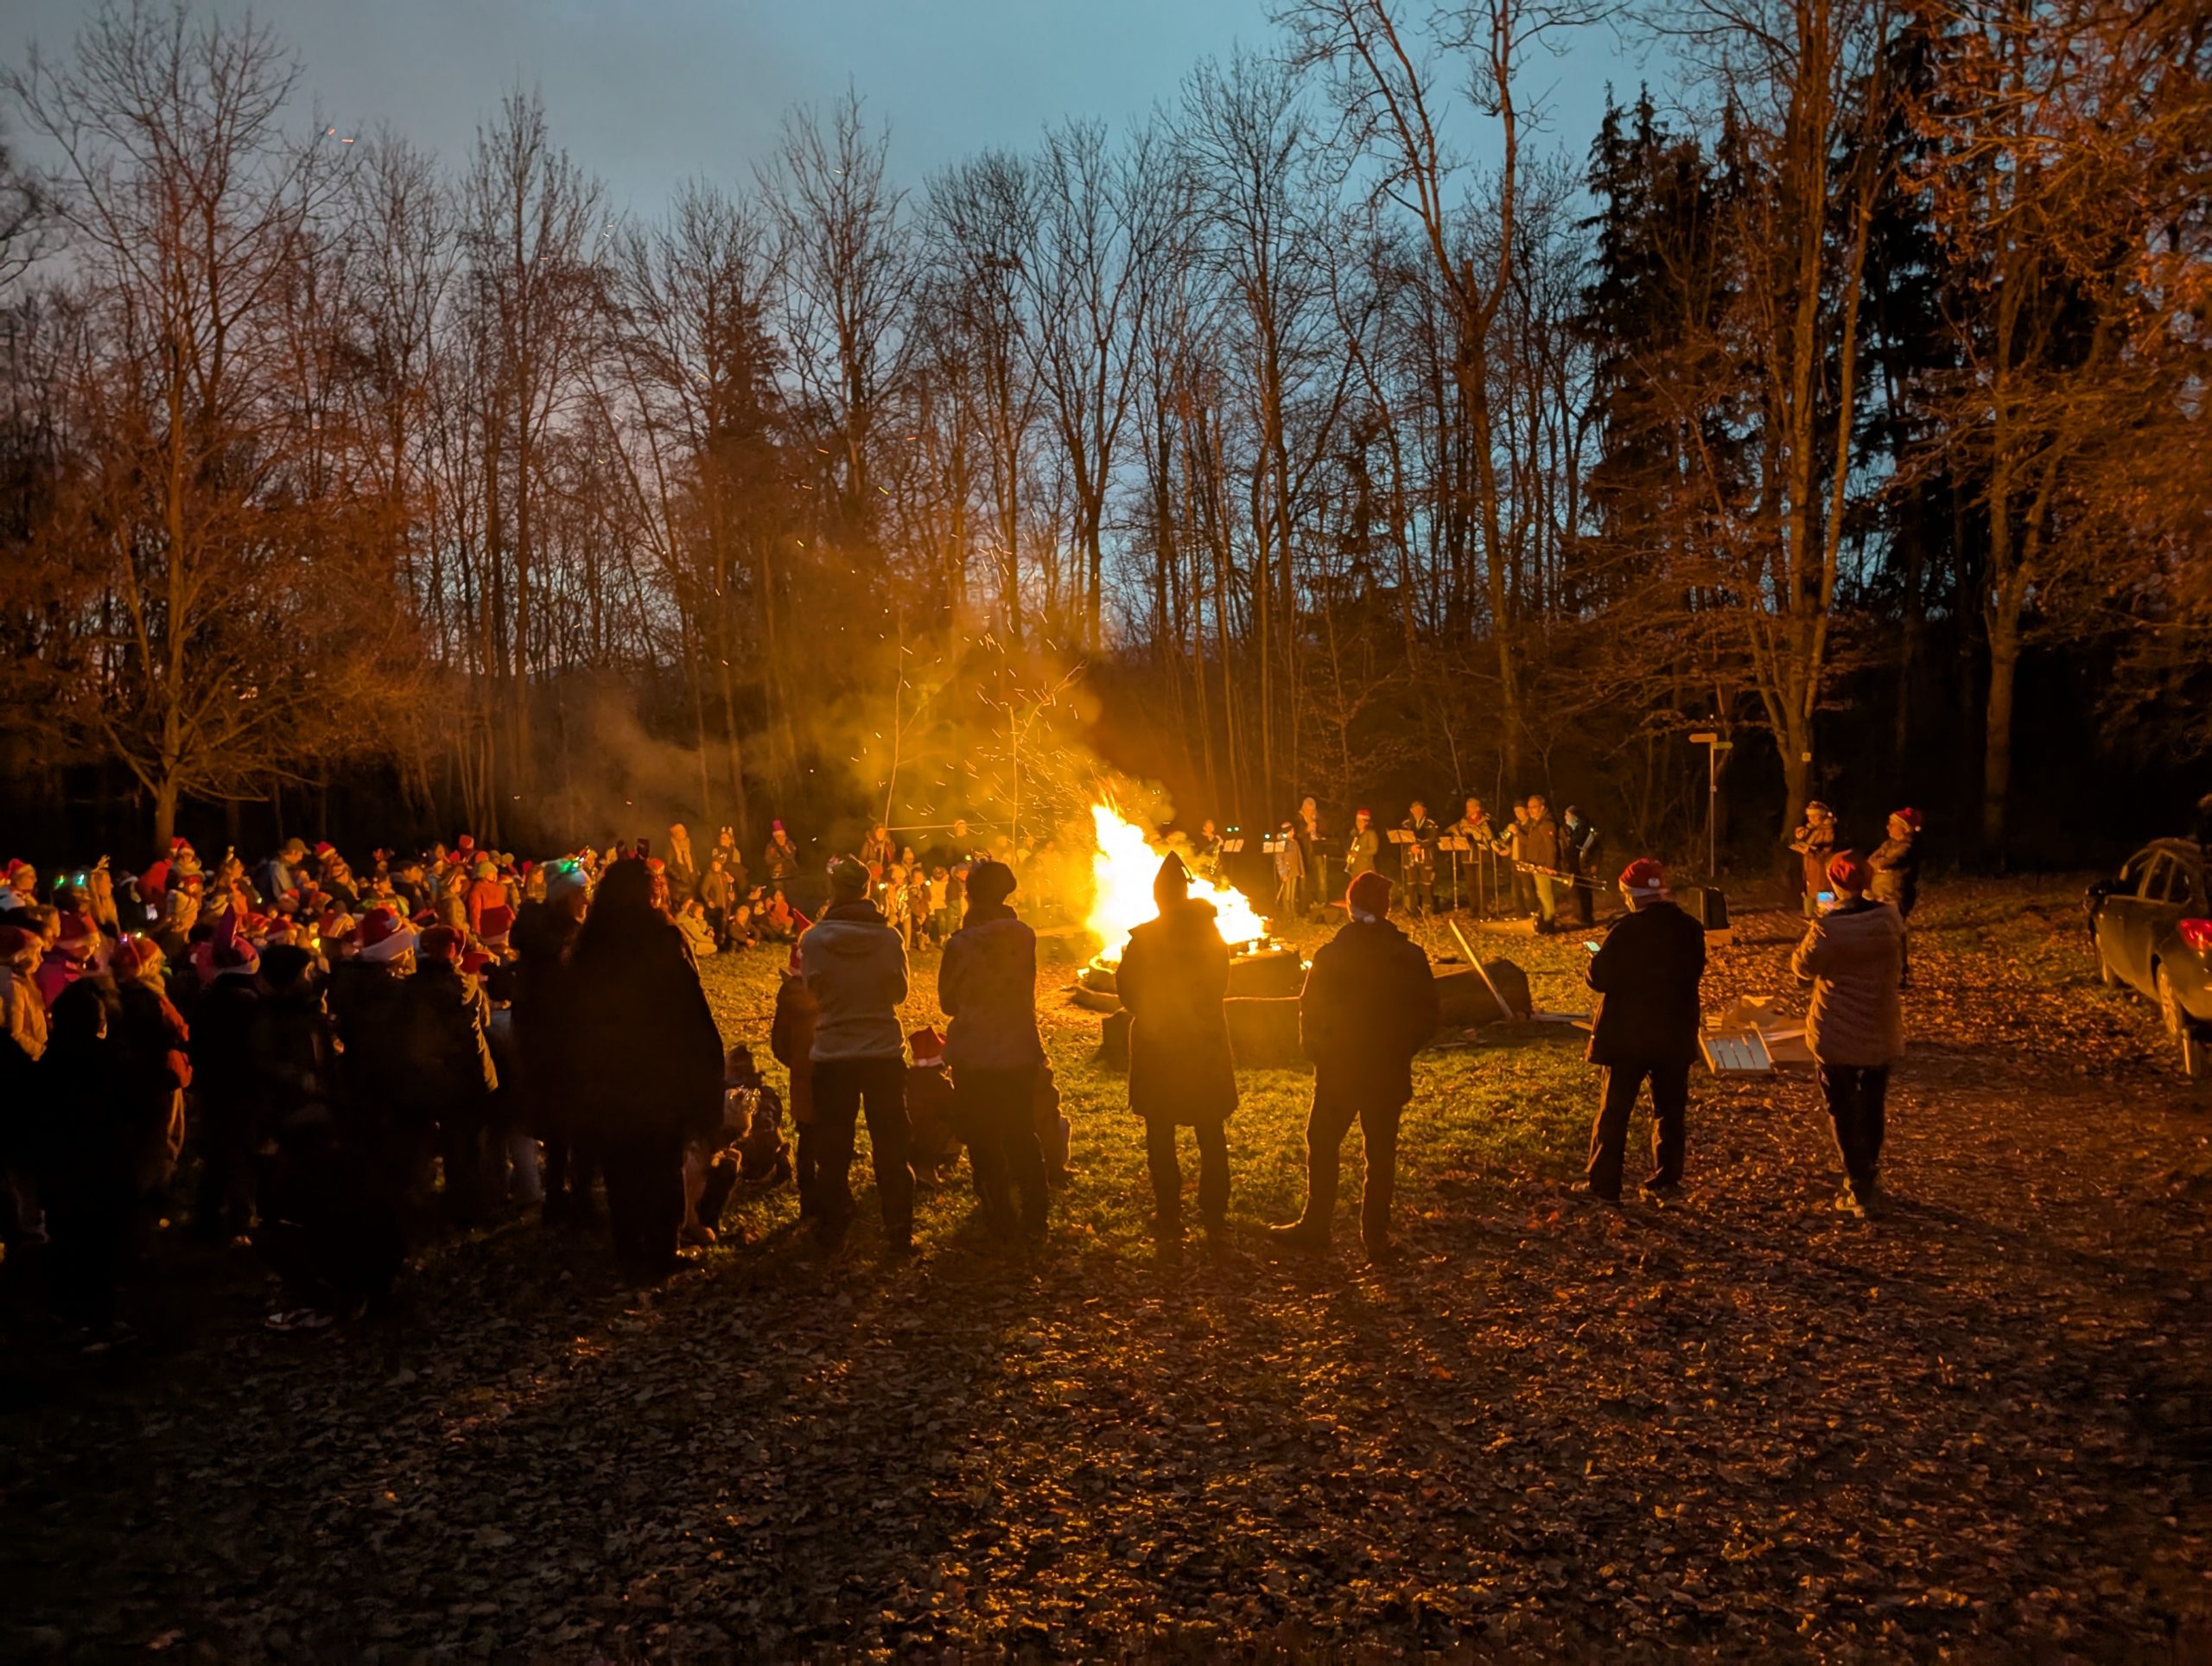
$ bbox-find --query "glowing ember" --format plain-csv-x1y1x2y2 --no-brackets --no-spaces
1085,803,1268,959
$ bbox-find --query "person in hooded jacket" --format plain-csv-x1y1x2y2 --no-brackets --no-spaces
1582,858,1707,1205
1269,872,1440,1262
1117,855,1238,1239
798,855,914,1253
938,858,1048,1243
567,859,724,1281
406,925,499,1224
1791,852,1906,1218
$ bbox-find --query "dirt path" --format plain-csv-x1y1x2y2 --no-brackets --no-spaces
2,881,2206,1659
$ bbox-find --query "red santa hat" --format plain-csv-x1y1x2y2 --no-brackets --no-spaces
210,910,260,973
112,935,162,980
455,834,476,852
1826,852,1872,894
1891,806,1924,833
907,1026,946,1065
313,841,335,859
459,947,493,977
55,911,98,947
1618,858,1667,899
358,908,419,963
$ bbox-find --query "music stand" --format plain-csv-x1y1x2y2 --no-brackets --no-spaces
1440,836,1471,912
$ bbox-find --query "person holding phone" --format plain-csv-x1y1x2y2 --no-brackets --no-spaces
1580,858,1707,1205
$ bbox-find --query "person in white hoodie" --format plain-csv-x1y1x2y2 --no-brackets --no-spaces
798,855,914,1253
938,859,1047,1244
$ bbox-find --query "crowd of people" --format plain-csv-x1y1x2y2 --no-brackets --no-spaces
0,794,1923,1344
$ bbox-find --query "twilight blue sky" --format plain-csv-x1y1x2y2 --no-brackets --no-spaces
3,1,1650,213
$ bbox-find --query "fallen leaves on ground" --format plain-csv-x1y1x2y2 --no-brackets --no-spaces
1,878,2207,1660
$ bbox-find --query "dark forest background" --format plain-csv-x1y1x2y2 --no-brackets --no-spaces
0,0,2204,877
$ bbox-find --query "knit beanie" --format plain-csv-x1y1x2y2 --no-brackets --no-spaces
826,855,870,901
1345,870,1391,920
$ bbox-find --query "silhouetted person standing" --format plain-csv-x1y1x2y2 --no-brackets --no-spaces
1117,856,1237,1240
1270,872,1440,1262
938,859,1048,1245
512,862,592,1222
798,855,914,1255
568,860,724,1282
1581,858,1706,1205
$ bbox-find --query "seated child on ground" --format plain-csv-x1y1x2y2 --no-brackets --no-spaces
693,1044,793,1235
904,1027,962,1185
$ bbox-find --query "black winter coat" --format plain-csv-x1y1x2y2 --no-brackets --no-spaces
330,963,421,1131
189,973,264,1112
1118,900,1237,1126
1586,900,1707,1067
251,984,337,1127
402,962,498,1122
1300,917,1440,1110
509,900,583,1137
35,1012,131,1203
566,915,724,1145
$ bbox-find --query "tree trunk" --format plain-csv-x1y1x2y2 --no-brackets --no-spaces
152,777,181,852
1981,595,2022,857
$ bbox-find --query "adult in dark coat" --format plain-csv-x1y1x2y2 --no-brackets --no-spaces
511,864,593,1222
35,980,137,1325
938,859,1048,1243
188,934,265,1241
567,859,725,1282
1271,872,1440,1261
327,908,421,1167
1116,855,1237,1236
1582,858,1707,1203
110,938,190,1200
406,926,499,1224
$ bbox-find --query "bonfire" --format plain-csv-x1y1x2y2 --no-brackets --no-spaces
1084,803,1268,963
